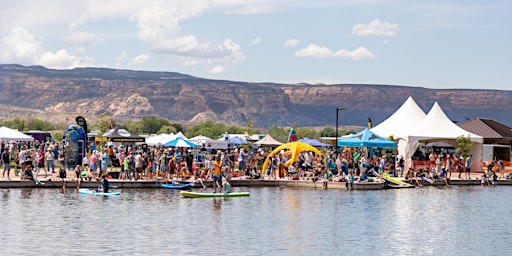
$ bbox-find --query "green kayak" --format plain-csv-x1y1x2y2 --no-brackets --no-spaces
180,191,250,198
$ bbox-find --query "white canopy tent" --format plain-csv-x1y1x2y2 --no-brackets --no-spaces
371,96,427,139
145,133,175,146
0,126,35,142
397,102,484,171
174,131,188,140
189,135,211,146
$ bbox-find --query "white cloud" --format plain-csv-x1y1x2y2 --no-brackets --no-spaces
116,51,128,68
0,26,94,69
249,37,262,45
0,26,44,63
130,53,149,66
333,47,376,60
151,36,245,63
39,49,94,69
351,19,398,37
131,0,209,42
209,65,225,74
294,44,376,60
66,31,103,48
225,5,275,15
294,44,333,58
283,39,299,47
68,14,88,30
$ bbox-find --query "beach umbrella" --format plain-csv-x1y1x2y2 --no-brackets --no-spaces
164,137,197,148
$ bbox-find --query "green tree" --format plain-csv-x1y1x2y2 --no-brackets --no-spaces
267,126,288,143
320,126,336,137
297,127,317,139
456,135,473,158
157,125,177,134
27,118,54,131
187,121,227,139
1,117,25,130
136,116,171,134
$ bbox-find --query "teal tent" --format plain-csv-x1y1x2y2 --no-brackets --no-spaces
337,128,396,148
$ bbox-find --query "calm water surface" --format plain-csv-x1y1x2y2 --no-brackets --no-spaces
0,186,510,255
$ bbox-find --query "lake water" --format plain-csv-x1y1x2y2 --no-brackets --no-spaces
0,186,510,255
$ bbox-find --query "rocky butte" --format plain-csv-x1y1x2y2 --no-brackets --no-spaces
0,64,511,128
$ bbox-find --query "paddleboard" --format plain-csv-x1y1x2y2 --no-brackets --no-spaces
180,191,250,198
79,188,120,196
161,183,193,190
383,176,415,188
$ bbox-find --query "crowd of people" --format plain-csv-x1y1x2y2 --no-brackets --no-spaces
1,139,511,190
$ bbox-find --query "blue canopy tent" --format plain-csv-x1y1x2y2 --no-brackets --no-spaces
309,139,332,148
299,137,313,144
164,137,197,148
337,128,396,148
300,137,331,148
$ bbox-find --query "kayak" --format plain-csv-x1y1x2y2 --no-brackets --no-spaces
180,191,250,198
161,183,193,190
78,188,120,196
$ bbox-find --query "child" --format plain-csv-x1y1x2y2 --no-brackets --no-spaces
59,166,66,188
99,157,107,181
30,164,45,185
222,175,232,193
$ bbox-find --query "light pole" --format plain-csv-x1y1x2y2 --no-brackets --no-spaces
335,107,346,158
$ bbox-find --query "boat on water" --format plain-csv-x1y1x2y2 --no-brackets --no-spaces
78,188,120,196
180,191,250,198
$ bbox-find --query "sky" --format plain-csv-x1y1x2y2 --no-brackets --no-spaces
0,0,510,90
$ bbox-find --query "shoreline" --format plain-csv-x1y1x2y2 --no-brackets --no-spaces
1,172,510,189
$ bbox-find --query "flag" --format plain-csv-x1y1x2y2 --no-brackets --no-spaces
288,128,297,142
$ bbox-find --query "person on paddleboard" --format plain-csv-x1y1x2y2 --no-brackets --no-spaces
97,175,110,193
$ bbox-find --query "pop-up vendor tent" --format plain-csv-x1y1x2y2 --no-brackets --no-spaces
102,126,145,143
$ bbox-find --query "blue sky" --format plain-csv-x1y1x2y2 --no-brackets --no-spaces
0,0,510,90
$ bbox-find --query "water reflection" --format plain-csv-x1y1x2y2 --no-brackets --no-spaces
1,186,511,255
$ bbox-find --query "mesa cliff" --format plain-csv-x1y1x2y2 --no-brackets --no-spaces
1,64,511,128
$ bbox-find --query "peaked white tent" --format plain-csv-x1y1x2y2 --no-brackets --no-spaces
0,126,35,142
397,102,483,171
174,131,188,140
146,133,175,146
254,134,283,146
371,96,427,138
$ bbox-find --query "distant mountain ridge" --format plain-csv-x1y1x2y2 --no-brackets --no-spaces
1,64,511,128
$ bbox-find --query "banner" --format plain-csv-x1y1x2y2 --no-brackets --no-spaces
205,140,228,149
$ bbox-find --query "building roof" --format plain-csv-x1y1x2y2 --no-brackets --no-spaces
458,118,512,140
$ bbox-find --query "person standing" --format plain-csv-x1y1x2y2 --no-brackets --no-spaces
37,148,47,177
212,156,222,193
45,148,55,174
185,149,194,178
19,146,28,177
465,154,472,179
2,148,11,180
134,151,143,180
446,154,454,179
